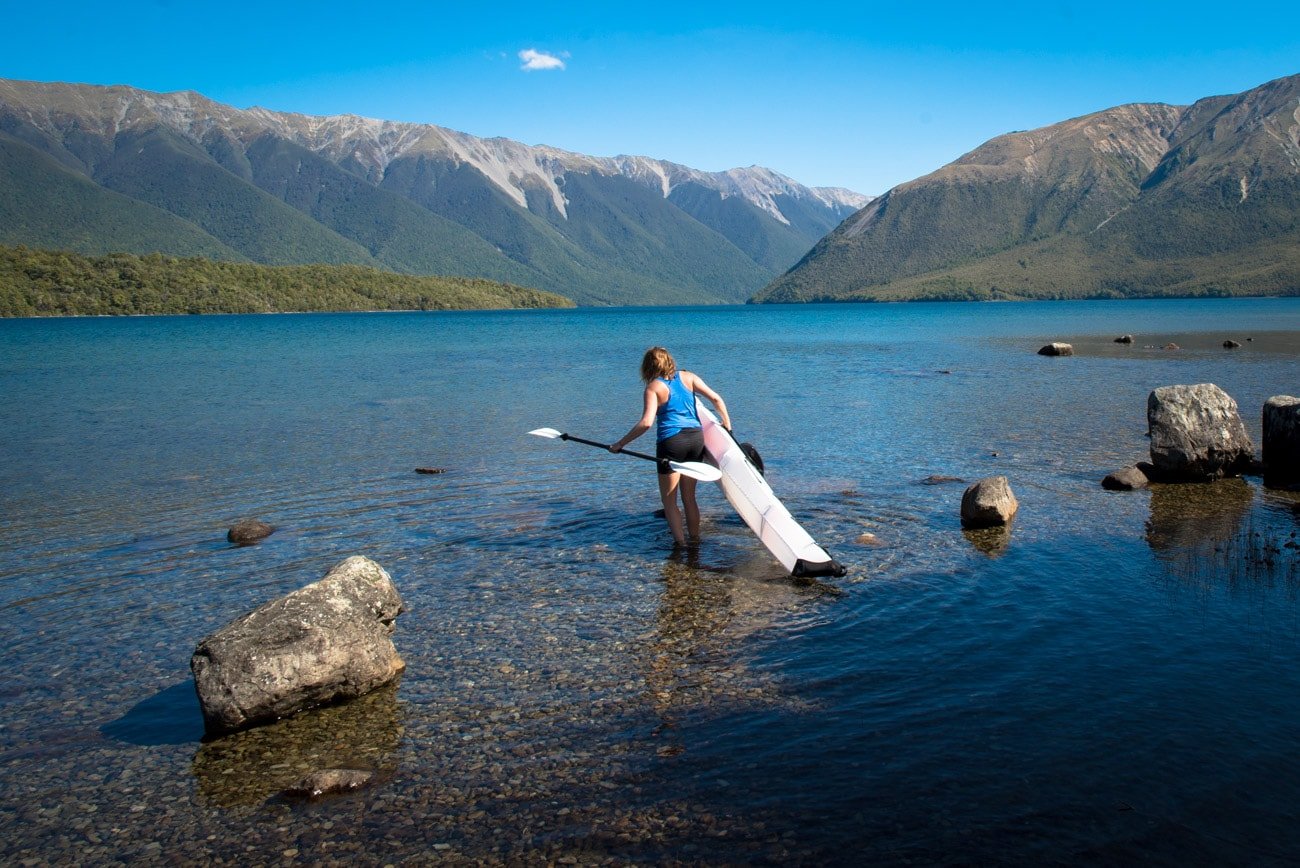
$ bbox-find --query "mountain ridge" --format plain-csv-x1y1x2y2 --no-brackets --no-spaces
756,73,1300,303
0,78,871,306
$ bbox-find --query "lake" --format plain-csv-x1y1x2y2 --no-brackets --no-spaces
2,298,1299,864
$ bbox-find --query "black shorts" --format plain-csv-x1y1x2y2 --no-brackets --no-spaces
656,428,706,474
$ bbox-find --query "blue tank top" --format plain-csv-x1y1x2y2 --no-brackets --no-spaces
655,373,699,442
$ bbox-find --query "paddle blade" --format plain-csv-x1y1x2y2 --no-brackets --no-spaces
528,427,564,439
671,460,723,482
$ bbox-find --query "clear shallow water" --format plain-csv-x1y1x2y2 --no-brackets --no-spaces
1,298,1299,864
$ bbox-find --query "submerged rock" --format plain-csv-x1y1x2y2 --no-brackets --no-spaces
1147,384,1254,481
1037,342,1074,356
921,475,965,485
191,556,405,737
227,519,274,545
1102,465,1150,491
960,476,1018,528
1263,395,1300,484
282,768,376,799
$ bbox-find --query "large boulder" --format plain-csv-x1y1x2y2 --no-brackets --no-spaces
1263,395,1300,483
960,476,1019,528
191,556,405,737
1147,384,1254,481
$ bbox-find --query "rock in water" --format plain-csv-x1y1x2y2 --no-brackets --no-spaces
282,768,376,799
191,556,405,737
1037,343,1074,356
960,476,1019,528
1115,335,1134,344
1147,384,1254,481
1102,465,1150,491
227,519,274,545
1263,395,1300,483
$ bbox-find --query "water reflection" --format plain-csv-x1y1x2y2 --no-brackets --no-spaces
191,682,404,808
642,549,831,731
963,523,1013,557
1143,480,1300,589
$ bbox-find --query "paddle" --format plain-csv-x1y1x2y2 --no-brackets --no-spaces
527,428,722,482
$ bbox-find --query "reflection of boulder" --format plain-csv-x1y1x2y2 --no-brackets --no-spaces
1146,479,1254,553
963,524,1012,557
192,682,403,808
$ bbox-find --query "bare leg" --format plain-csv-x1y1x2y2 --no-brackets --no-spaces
680,477,700,540
657,471,686,545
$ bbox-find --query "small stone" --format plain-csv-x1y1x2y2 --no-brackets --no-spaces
282,769,376,799
1164,343,1180,350
1102,465,1150,491
227,518,274,545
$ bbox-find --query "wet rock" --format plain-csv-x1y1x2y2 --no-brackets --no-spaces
1263,395,1300,484
921,475,965,485
415,467,446,474
1102,465,1150,491
1164,343,1180,350
1147,384,1254,481
1115,335,1134,344
191,556,405,737
1037,342,1074,356
282,768,376,799
960,476,1018,528
227,519,274,545
1223,340,1242,349
854,533,884,546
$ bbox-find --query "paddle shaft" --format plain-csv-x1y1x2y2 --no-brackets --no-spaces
561,433,661,465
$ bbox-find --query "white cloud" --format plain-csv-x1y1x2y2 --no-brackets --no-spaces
519,48,566,72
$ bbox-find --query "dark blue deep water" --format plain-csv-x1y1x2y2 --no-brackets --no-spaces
2,298,1299,864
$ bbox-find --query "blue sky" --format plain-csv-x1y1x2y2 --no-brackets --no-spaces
6,1,1300,194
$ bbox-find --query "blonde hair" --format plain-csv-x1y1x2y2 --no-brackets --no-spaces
640,346,677,382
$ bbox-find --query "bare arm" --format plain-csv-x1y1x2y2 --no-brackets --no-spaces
684,372,732,430
610,384,661,452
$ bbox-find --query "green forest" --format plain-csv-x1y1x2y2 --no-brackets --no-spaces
0,246,575,317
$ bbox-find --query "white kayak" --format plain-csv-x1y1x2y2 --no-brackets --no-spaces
698,405,846,578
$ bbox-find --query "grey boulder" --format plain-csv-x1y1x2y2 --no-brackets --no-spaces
192,556,405,737
1263,395,1300,483
1037,343,1074,356
961,476,1019,528
1147,384,1254,481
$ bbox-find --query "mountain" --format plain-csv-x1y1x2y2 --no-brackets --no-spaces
755,73,1300,303
0,79,870,305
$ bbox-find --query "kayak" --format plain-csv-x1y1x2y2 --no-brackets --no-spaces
697,405,846,578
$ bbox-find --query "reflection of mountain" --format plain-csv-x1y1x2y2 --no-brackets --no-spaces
192,683,404,808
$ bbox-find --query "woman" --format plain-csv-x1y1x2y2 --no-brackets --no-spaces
609,347,731,546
